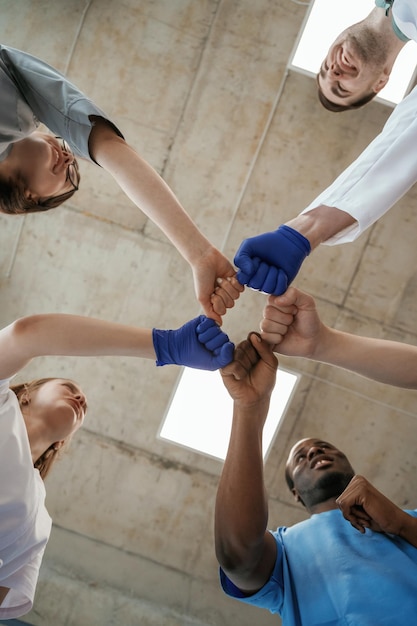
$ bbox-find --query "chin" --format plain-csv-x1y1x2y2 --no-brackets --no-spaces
304,471,353,506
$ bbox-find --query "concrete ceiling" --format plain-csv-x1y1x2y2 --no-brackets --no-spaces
1,1,416,625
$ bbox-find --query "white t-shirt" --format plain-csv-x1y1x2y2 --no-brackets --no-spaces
301,0,417,245
0,379,52,619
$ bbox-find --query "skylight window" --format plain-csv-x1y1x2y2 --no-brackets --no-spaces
290,0,417,105
159,367,299,462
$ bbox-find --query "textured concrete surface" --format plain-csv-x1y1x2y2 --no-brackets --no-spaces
1,1,416,625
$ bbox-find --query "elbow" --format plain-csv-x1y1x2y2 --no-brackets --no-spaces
215,536,258,578
11,315,43,338
9,315,46,352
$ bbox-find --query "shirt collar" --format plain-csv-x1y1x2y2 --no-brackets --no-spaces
375,0,410,41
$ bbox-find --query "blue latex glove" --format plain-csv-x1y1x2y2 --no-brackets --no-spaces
234,225,311,295
152,315,234,370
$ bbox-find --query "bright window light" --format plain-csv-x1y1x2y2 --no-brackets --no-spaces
290,0,417,105
158,367,299,462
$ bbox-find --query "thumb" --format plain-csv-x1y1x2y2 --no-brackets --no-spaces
234,251,261,275
268,286,300,309
217,341,235,368
202,300,222,325
248,333,279,368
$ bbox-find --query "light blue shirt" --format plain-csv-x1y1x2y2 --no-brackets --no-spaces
221,508,417,625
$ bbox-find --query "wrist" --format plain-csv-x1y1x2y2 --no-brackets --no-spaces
233,396,271,420
287,205,356,249
277,225,311,256
152,328,174,366
182,233,214,266
309,325,335,362
397,511,417,546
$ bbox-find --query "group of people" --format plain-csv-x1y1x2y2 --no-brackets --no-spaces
1,0,417,622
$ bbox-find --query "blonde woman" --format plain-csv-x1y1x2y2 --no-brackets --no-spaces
0,311,233,619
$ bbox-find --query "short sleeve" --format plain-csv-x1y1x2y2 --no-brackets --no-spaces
219,530,284,614
0,45,123,162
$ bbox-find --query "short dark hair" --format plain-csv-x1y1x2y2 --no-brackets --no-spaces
0,174,78,215
11,378,69,480
316,74,377,112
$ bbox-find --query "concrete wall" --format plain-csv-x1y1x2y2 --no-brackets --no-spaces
1,1,416,625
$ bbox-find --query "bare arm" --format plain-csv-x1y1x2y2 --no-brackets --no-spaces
88,120,241,323
261,288,417,389
336,475,417,548
0,314,155,379
0,313,235,379
215,335,278,593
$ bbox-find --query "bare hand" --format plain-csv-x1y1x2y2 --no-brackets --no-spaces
336,475,407,535
211,276,245,316
260,287,323,357
221,334,278,408
192,247,241,324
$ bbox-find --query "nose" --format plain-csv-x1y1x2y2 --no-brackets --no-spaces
329,62,342,78
60,140,75,165
62,149,74,166
74,391,87,411
307,445,324,461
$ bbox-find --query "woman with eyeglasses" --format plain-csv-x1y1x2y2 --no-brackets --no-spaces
0,44,243,323
0,309,233,619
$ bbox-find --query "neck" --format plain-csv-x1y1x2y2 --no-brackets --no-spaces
307,497,340,515
368,6,407,59
21,408,53,464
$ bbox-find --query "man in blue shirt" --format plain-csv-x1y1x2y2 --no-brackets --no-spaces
216,335,417,625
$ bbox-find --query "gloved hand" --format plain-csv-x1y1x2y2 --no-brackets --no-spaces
234,225,311,295
153,315,234,370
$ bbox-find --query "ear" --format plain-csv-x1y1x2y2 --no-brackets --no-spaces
372,71,389,94
24,188,40,203
53,441,64,451
21,394,30,406
291,487,301,503
292,487,306,507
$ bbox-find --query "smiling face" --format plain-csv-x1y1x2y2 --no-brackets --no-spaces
0,132,79,204
285,438,355,512
317,26,390,109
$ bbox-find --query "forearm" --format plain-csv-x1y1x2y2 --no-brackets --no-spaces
294,95,417,247
0,314,155,378
215,401,270,579
286,205,356,249
95,136,214,266
311,327,417,388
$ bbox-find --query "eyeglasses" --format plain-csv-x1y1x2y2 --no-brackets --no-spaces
39,137,80,209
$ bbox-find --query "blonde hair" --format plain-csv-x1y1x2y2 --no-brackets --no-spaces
11,378,73,480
